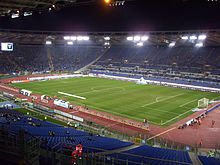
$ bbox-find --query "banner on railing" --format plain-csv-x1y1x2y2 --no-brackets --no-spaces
54,109,84,122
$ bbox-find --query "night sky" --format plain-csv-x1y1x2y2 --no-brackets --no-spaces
0,0,220,31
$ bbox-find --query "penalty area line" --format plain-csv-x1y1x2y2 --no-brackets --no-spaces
58,91,86,100
179,99,197,107
141,93,184,107
161,109,192,126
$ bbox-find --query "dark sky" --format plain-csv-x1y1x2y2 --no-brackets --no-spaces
0,0,220,31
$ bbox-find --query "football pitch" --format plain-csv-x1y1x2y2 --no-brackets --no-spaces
12,77,220,126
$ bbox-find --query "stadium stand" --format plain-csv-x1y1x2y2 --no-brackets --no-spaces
0,45,103,73
198,156,220,165
88,46,220,89
0,107,196,164
95,46,220,71
1,45,220,76
0,108,133,152
107,145,192,165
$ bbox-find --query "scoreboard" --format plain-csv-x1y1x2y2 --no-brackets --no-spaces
1,43,13,51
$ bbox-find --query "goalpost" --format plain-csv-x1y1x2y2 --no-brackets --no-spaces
198,98,209,109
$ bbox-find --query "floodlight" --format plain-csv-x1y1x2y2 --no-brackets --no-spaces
104,0,111,4
190,35,197,40
46,41,52,45
181,36,188,40
141,36,149,41
169,42,175,47
195,42,203,47
137,42,143,46
64,36,70,40
83,36,90,41
77,36,83,41
104,36,110,40
70,36,76,41
134,36,141,41
127,36,133,41
67,41,73,45
198,35,207,40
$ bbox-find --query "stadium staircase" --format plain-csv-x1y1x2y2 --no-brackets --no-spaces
92,144,140,156
5,55,21,71
76,48,110,73
188,152,203,165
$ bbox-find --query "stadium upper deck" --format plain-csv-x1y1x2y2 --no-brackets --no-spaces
0,29,220,76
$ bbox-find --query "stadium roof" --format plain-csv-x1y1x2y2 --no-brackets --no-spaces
1,28,220,46
0,0,219,31
0,0,85,17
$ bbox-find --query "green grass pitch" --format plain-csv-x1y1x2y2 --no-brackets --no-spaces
12,77,220,126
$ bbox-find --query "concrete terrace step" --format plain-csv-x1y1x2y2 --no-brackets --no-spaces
189,152,203,165
95,144,140,156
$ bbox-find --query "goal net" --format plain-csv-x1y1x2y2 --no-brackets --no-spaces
198,98,209,109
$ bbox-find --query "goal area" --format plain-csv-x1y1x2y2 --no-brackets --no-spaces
198,98,209,109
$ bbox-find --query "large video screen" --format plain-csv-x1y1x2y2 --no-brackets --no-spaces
1,43,13,51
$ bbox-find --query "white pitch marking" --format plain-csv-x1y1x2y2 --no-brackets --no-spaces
58,91,86,100
77,86,126,95
144,106,179,115
179,99,197,107
161,109,192,125
141,93,184,107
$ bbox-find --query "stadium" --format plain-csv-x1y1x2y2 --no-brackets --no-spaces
0,0,220,165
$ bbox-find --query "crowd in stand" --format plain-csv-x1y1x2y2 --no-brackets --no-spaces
88,45,220,88
1,45,220,75
96,45,220,72
0,45,103,73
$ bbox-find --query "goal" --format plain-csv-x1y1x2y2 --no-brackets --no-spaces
198,98,209,109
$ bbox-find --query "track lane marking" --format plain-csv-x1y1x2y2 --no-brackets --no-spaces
147,127,176,141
